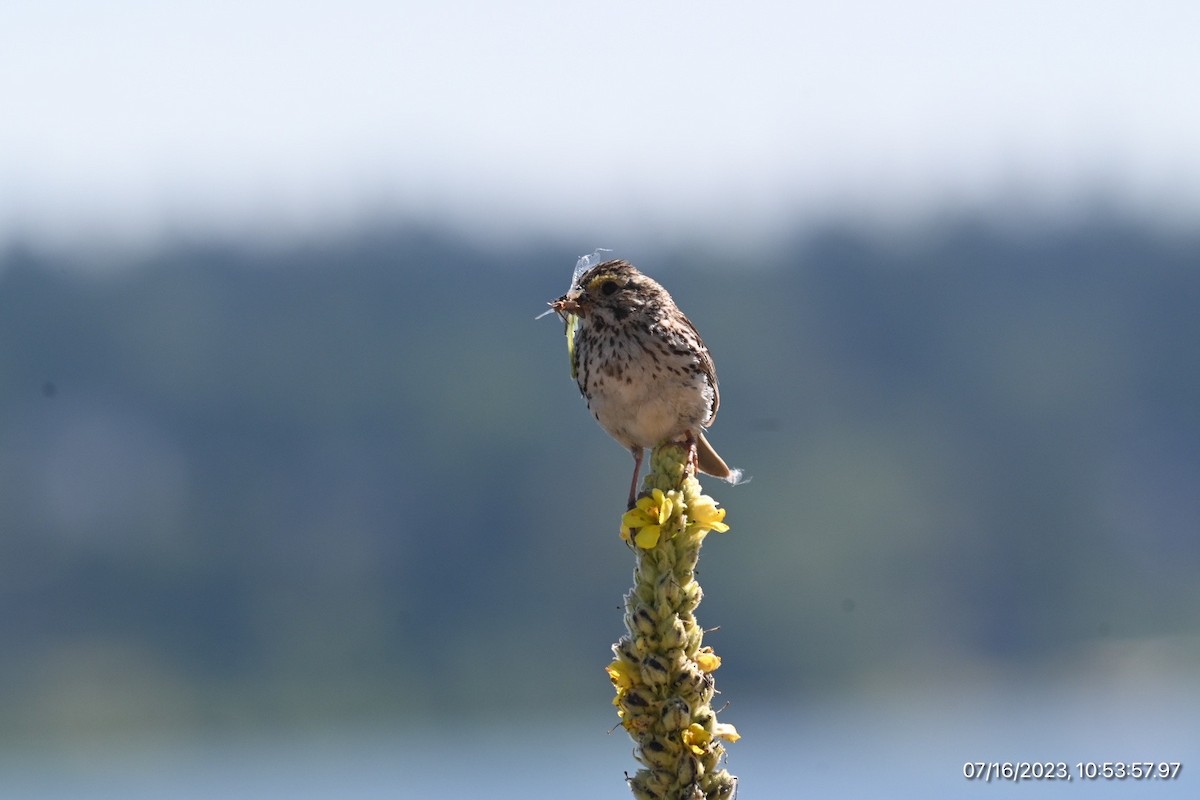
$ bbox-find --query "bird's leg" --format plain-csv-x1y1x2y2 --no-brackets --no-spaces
627,447,644,510
684,431,699,477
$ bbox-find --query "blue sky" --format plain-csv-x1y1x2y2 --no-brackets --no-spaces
3,1,1198,250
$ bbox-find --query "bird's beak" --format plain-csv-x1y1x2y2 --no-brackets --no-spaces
550,295,583,316
537,294,582,321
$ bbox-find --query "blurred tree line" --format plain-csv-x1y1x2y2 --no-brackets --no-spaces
1,217,1197,740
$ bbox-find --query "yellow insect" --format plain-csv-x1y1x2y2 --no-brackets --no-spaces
538,249,610,379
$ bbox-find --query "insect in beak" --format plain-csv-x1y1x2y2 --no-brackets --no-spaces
536,294,583,321
552,296,582,316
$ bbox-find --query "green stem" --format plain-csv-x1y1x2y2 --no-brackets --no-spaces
609,444,739,800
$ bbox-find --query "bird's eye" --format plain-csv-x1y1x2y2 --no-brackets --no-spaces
601,280,619,296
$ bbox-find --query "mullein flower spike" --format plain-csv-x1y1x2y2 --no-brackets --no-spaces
610,443,739,800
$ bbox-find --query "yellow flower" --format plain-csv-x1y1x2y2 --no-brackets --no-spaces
681,723,712,755
606,660,633,691
687,493,729,533
695,647,722,673
620,488,674,549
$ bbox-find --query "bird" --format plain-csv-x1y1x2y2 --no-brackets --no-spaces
546,258,741,508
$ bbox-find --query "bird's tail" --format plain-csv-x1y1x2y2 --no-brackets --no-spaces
695,431,747,485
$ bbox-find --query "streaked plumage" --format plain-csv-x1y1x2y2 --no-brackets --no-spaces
548,259,739,507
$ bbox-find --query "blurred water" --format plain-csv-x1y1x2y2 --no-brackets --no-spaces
5,675,1195,799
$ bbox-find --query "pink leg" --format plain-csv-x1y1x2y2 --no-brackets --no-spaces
627,447,644,509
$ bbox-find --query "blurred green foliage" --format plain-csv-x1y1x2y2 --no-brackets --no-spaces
1,218,1197,740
